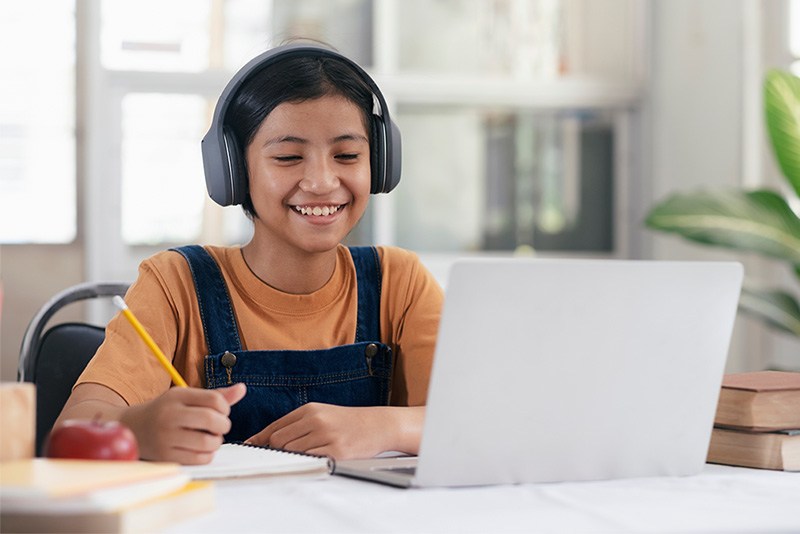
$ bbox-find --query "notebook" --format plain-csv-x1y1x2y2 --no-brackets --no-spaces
182,442,332,480
334,258,743,487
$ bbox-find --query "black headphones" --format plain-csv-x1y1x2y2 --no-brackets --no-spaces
201,44,402,207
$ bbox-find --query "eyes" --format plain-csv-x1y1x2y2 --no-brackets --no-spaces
272,152,361,164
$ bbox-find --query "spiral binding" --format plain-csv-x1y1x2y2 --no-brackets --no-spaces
229,441,334,472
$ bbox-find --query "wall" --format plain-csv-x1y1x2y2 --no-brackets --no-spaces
0,245,84,381
647,0,799,371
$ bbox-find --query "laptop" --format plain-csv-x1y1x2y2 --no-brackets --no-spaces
334,258,743,487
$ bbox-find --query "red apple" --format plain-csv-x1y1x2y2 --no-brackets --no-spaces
44,419,139,461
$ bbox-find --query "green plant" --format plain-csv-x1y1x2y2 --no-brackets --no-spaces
645,69,800,337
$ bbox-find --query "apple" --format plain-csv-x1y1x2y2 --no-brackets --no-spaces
44,419,139,461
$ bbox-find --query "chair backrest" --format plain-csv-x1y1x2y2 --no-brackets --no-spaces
18,282,130,456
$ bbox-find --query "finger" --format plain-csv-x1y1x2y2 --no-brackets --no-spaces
166,440,220,465
268,418,315,450
171,387,234,415
146,426,223,464
246,406,308,445
219,383,247,406
306,446,337,459
280,432,331,454
180,406,232,436
173,449,217,466
247,421,305,448
244,432,267,446
244,420,279,445
170,428,225,454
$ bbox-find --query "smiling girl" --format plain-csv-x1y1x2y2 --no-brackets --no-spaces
55,44,444,464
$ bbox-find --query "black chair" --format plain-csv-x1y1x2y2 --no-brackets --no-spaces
18,282,130,456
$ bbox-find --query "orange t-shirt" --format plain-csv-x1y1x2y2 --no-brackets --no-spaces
76,244,443,407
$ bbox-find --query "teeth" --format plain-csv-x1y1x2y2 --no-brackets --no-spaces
294,205,341,216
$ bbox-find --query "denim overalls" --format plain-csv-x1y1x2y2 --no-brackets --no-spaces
172,245,394,442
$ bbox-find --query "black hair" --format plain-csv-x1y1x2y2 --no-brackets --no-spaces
225,54,375,219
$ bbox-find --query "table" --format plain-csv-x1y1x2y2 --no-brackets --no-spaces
168,464,800,533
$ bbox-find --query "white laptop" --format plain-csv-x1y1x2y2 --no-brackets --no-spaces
334,258,743,487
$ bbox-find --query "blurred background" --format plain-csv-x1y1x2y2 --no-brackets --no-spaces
1,0,798,381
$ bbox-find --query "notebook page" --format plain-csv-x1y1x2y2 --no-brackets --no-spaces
182,443,331,479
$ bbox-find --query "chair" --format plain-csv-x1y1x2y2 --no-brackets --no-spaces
18,281,130,456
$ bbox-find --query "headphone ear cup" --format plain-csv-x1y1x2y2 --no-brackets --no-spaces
370,117,383,194
223,128,248,205
384,119,402,193
370,113,401,194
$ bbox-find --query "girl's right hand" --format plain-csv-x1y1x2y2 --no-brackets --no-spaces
121,383,246,464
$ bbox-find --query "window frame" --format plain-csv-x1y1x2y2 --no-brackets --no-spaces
81,0,648,286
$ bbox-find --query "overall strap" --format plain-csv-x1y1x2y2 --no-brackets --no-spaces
349,246,382,343
170,245,243,354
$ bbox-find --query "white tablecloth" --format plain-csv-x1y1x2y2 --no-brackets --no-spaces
167,464,800,533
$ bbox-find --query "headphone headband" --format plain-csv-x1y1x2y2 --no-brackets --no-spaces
201,44,402,207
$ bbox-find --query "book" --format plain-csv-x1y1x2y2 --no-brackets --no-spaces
0,458,185,503
1,480,213,533
182,442,332,480
707,427,800,471
0,383,34,461
714,371,800,431
0,458,213,532
0,458,187,507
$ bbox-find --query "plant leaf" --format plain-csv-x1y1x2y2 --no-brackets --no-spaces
739,287,800,336
645,188,800,266
765,69,800,198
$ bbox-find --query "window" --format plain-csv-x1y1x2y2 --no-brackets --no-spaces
395,107,615,253
380,0,639,255
791,0,800,74
120,93,208,244
84,0,643,284
0,1,76,244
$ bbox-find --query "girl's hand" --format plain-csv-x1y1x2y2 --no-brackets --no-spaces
121,383,246,464
245,403,424,460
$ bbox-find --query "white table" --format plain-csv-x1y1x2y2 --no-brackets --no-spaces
168,464,800,533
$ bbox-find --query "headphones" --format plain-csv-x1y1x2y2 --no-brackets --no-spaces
201,44,402,207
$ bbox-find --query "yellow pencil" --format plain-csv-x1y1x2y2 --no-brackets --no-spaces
113,295,188,388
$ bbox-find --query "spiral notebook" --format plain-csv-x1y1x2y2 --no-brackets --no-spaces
182,443,332,480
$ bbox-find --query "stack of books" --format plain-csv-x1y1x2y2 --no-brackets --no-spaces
0,442,332,532
0,458,213,533
707,370,800,471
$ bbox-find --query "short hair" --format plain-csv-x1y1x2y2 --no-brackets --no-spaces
225,54,375,219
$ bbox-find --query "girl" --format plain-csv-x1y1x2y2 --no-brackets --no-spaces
56,43,443,464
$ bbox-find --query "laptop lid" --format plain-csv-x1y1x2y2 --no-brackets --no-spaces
336,259,743,487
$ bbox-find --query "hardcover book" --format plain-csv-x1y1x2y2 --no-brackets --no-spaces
707,427,799,472
714,371,800,431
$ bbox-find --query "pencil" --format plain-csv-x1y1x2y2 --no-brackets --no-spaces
113,295,188,388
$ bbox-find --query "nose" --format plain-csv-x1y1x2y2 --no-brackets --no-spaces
299,155,339,194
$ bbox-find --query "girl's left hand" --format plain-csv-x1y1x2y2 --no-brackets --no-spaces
245,403,424,460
